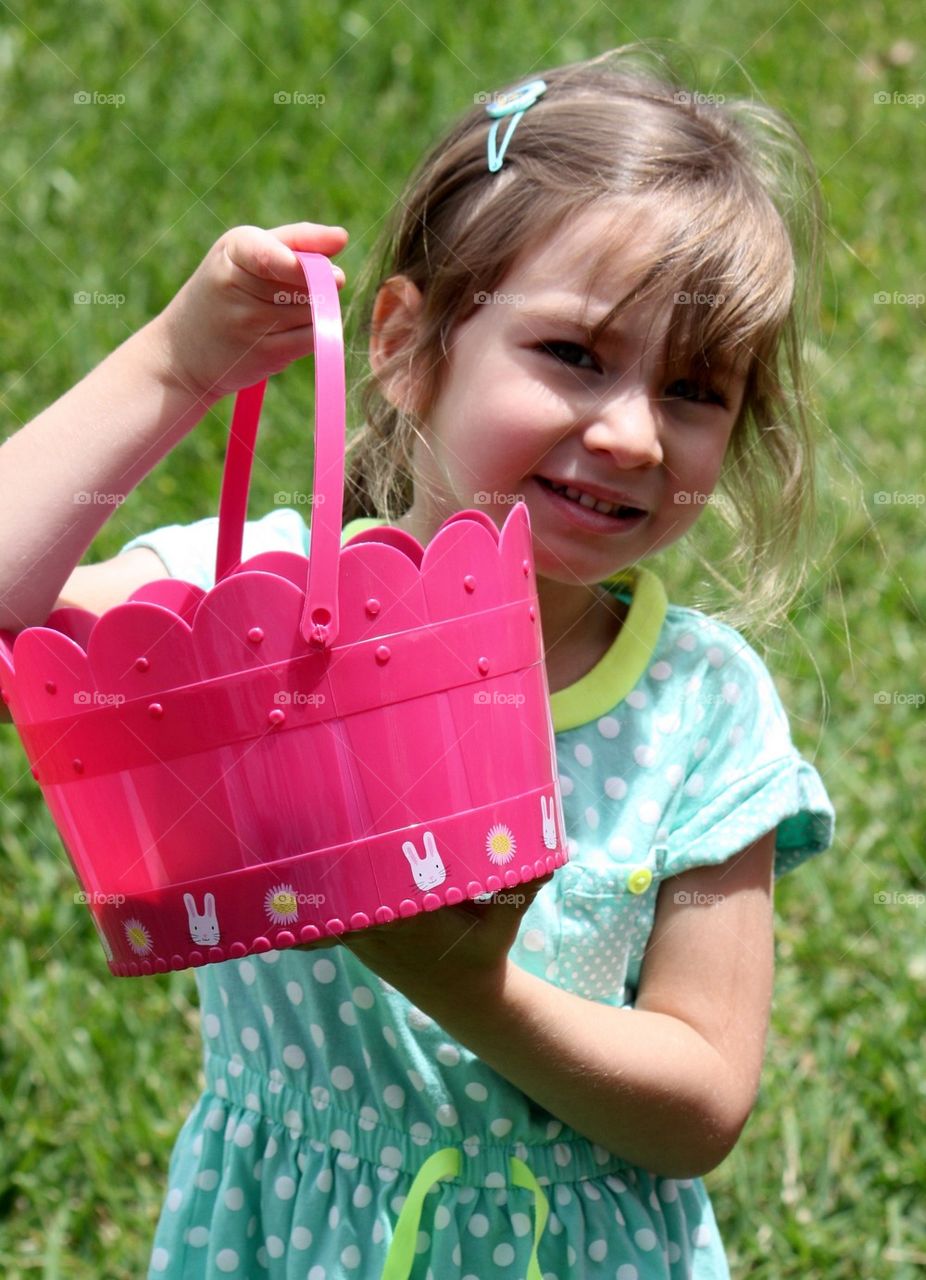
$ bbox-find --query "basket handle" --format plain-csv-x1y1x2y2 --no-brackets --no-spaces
214,252,345,650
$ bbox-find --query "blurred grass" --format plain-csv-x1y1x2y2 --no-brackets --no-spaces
1,1,924,1276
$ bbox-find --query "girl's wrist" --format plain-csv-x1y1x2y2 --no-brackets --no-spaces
140,310,225,414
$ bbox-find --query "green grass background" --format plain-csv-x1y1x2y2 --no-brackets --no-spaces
1,1,924,1276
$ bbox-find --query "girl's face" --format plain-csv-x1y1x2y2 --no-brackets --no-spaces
396,206,748,586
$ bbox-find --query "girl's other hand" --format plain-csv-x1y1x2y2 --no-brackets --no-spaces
154,221,349,403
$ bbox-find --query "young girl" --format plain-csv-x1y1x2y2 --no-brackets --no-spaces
0,47,835,1280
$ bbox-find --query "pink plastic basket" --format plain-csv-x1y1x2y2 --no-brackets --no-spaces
0,253,568,976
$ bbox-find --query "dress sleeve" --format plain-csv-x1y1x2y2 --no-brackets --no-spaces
664,625,835,882
117,508,310,593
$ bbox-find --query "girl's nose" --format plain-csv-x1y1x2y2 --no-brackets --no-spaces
582,389,663,469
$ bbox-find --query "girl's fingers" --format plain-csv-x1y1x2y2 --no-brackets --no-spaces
223,224,348,290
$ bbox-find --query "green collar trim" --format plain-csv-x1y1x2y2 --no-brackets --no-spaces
339,518,668,730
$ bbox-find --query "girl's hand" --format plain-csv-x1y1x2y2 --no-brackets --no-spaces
153,221,349,403
295,873,556,998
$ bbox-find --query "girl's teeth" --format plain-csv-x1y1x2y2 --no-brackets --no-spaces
554,482,624,517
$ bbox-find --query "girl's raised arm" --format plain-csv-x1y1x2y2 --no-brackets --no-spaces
0,222,348,633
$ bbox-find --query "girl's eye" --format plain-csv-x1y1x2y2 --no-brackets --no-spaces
537,340,601,372
665,378,729,408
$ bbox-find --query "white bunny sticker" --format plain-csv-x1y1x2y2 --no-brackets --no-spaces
540,794,557,850
184,892,220,945
402,830,448,892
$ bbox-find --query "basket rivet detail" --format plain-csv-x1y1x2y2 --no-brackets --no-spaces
477,656,490,675
72,758,84,774
148,702,164,719
522,559,530,576
463,575,476,593
365,598,381,617
247,627,264,644
268,708,286,727
134,657,150,673
529,605,536,621
375,645,391,665
44,679,57,694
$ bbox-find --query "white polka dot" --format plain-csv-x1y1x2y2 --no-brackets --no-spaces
341,1245,361,1268
584,806,600,829
187,1226,209,1247
493,1242,515,1265
638,800,661,824
436,1044,461,1066
203,1013,221,1038
659,1180,679,1202
275,1175,296,1200
706,646,725,667
490,1117,513,1138
196,1169,219,1191
435,1103,458,1125
339,1001,358,1026
331,1065,354,1090
238,960,256,985
635,1227,657,1250
166,1188,183,1211
694,736,710,759
693,1223,712,1246
240,1027,260,1051
655,711,681,734
634,745,657,767
521,928,545,952
465,1082,489,1101
607,834,633,858
353,986,374,1009
722,681,741,704
380,1146,403,1168
313,958,338,983
467,1214,490,1238
666,764,684,786
617,1266,639,1280
266,1235,284,1258
291,1226,312,1248
676,632,697,651
224,1187,244,1210
510,1212,532,1237
150,1248,169,1272
604,775,628,801
233,1123,254,1148
282,1044,306,1070
216,1250,239,1272
627,690,647,709
558,773,574,795
684,775,705,798
597,716,620,738
574,743,593,767
730,724,744,746
650,660,672,680
589,1238,608,1261
383,1084,405,1108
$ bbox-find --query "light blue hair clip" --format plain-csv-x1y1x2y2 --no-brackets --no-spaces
485,78,547,173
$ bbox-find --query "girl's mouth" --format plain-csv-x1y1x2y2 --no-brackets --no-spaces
534,476,648,531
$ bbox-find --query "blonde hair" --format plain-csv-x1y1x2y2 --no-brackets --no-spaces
341,43,825,634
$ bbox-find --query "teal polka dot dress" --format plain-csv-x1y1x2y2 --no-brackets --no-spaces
119,510,835,1279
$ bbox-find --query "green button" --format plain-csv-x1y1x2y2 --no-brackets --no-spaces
627,867,653,894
